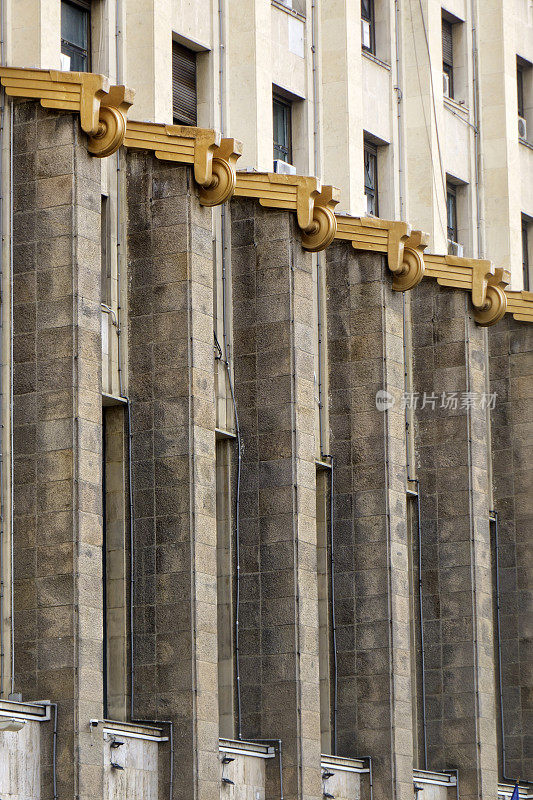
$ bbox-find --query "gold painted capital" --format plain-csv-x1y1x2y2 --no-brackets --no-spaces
334,215,428,290
234,172,339,252
0,67,133,158
424,253,510,326
124,120,241,206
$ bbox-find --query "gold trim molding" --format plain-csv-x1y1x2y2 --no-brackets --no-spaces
335,215,429,290
0,66,133,157
505,290,533,323
234,172,340,252
424,254,510,326
124,120,242,206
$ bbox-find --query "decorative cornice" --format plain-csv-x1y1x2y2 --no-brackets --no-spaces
503,290,533,323
234,172,340,252
0,66,133,157
424,254,510,326
335,215,429,290
124,120,242,206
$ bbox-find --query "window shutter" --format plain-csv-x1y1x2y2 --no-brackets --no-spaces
442,20,453,67
172,41,197,126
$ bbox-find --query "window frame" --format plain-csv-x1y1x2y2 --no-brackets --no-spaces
61,0,91,73
361,0,376,55
523,217,531,291
442,17,454,99
446,182,458,244
273,94,293,164
517,62,525,119
363,140,379,217
172,40,198,127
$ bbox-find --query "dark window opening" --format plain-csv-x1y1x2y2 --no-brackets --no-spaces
523,217,530,291
172,41,197,126
61,0,90,72
442,18,454,99
361,0,375,55
446,183,458,244
364,141,378,216
273,95,292,163
518,64,525,119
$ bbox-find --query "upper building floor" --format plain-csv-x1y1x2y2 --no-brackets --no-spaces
2,0,533,284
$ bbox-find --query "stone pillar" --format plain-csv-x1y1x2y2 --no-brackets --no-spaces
325,241,414,800
411,281,498,800
12,102,103,798
489,318,533,780
231,199,322,800
126,153,219,800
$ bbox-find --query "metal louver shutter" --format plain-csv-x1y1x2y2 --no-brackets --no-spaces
172,41,197,126
442,20,453,67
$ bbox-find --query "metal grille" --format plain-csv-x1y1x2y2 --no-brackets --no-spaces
172,41,197,126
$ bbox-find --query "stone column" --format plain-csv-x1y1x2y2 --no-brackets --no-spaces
325,241,414,800
489,318,533,780
411,281,498,800
231,199,322,800
12,102,103,798
126,153,219,800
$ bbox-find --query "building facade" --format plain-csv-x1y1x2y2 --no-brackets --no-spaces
0,1,530,800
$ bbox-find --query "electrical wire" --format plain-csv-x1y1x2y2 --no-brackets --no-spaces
408,0,447,243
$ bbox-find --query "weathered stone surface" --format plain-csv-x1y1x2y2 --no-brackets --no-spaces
12,101,103,799
127,153,218,800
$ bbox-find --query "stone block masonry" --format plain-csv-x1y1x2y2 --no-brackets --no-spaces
126,153,219,800
12,101,104,798
231,198,322,800
325,241,414,800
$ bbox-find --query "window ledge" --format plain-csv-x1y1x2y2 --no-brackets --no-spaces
271,0,306,21
519,137,533,151
444,96,469,115
362,50,392,71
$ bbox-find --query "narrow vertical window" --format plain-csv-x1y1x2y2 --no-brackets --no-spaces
518,63,525,120
61,0,91,72
273,95,292,164
442,17,454,99
172,41,197,126
446,182,458,246
364,140,379,216
523,217,531,291
101,195,111,307
216,438,235,738
361,0,375,55
103,406,128,721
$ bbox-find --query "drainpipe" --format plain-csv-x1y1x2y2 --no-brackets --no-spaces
394,0,405,220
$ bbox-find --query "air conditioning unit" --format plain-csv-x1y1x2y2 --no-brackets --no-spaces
447,240,464,257
518,116,527,140
361,19,371,50
443,71,451,98
273,159,297,175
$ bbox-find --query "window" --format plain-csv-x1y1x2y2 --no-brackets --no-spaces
442,17,454,99
518,63,525,119
446,183,458,245
517,58,531,141
172,41,197,126
523,217,531,291
361,0,375,54
61,0,90,72
364,141,378,216
273,95,292,163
